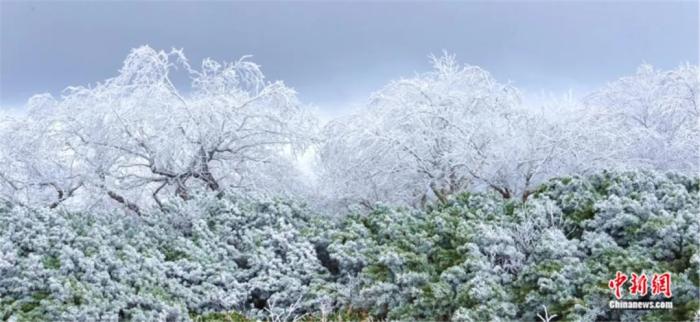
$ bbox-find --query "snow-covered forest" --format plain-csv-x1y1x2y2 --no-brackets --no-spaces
1,47,697,213
0,47,698,321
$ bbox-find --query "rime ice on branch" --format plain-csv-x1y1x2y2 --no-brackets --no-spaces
317,55,699,209
0,46,317,212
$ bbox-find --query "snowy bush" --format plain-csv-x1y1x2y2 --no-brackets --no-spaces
325,170,699,321
0,194,332,321
0,169,698,321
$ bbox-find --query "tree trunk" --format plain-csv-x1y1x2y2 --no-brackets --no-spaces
430,183,448,204
107,190,142,216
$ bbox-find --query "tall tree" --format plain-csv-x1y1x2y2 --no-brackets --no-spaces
318,54,575,208
0,46,317,213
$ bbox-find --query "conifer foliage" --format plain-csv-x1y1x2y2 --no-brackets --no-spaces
1,171,698,321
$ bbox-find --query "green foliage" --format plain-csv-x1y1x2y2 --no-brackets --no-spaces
326,171,700,321
192,311,254,322
41,255,60,269
0,195,333,321
1,170,697,321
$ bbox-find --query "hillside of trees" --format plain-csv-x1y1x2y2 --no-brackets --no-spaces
0,47,698,321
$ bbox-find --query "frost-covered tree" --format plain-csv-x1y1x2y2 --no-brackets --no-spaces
584,63,699,173
318,54,585,209
0,95,83,208
318,59,699,210
0,46,317,213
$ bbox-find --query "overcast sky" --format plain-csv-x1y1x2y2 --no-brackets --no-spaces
1,1,698,115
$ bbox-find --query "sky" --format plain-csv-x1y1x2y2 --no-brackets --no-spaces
1,1,698,116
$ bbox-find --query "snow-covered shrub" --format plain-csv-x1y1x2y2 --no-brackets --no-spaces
533,170,700,321
1,170,697,321
0,194,332,321
325,193,522,321
326,170,699,321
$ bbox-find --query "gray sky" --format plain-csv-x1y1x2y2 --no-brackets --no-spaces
1,1,698,115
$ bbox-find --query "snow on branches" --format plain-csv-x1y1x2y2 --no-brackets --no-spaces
317,55,699,209
0,46,317,213
0,49,697,213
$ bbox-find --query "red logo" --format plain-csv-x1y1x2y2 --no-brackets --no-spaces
651,272,672,298
629,272,648,296
609,272,672,299
608,271,628,300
